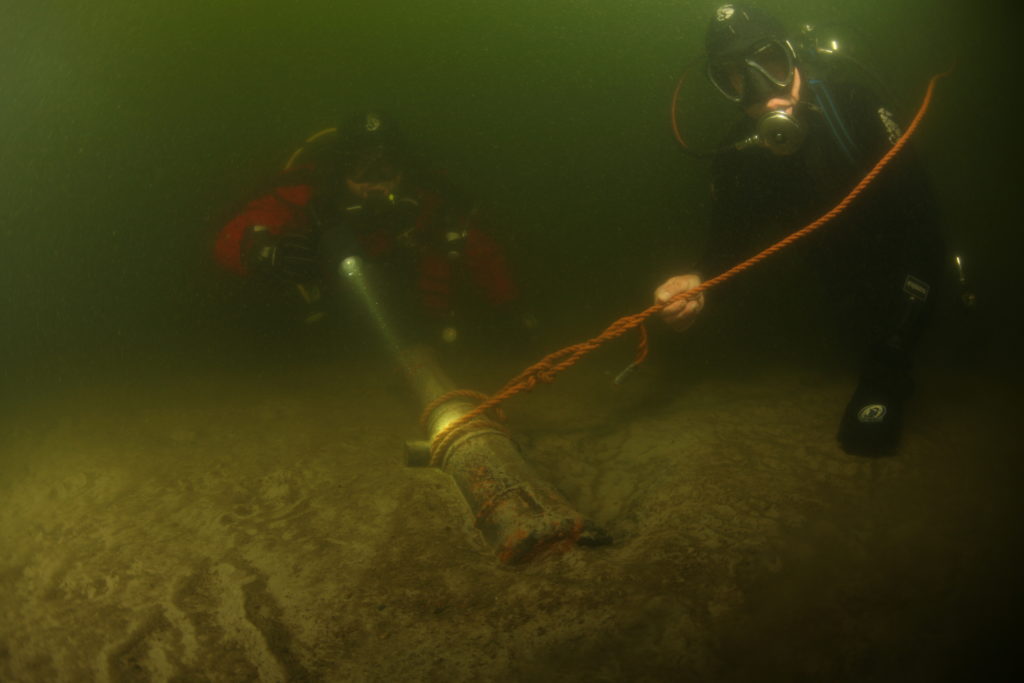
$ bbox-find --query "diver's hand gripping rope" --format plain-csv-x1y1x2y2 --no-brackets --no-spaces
424,70,950,466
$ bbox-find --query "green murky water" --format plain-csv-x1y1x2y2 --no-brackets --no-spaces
2,2,1020,680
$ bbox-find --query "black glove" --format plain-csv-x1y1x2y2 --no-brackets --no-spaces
243,226,319,283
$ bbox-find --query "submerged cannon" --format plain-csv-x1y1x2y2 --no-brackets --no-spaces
340,255,608,564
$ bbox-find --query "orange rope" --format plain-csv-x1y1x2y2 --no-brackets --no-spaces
425,70,949,466
670,70,691,150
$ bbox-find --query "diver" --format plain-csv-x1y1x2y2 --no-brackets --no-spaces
214,110,533,350
654,4,947,455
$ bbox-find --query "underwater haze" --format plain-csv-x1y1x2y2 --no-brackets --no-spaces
2,0,1022,681
4,0,1018,387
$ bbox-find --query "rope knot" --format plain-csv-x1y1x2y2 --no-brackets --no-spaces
535,368,558,384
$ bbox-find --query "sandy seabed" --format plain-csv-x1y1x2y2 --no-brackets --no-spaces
1,348,1019,682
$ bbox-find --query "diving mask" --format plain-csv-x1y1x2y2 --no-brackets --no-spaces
708,39,795,106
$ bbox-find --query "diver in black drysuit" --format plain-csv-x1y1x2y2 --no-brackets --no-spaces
655,4,946,455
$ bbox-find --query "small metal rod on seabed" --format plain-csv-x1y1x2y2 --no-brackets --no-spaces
339,256,609,564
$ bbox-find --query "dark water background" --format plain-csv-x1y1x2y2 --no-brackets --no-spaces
1,0,1020,394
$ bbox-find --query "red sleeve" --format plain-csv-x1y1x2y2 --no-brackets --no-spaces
214,185,313,275
463,228,519,308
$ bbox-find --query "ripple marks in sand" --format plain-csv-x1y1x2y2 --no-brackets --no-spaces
104,559,312,682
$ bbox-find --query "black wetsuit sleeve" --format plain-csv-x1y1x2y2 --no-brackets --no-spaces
817,81,947,354
841,83,946,289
